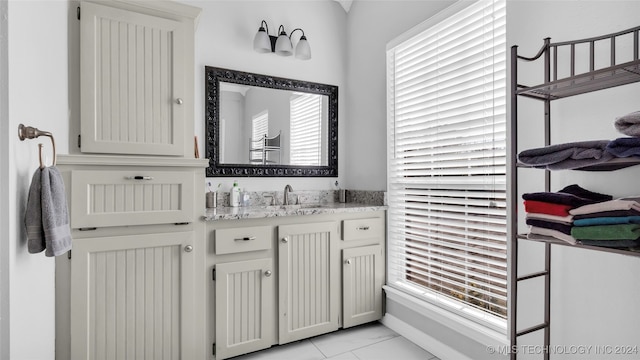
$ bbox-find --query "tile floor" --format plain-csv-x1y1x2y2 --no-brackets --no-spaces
232,322,440,360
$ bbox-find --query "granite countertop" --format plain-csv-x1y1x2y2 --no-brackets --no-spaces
203,202,387,221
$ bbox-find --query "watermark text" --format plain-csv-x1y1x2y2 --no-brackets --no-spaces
486,344,639,356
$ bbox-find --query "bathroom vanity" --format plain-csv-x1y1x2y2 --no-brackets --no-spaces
55,1,385,359
204,205,386,359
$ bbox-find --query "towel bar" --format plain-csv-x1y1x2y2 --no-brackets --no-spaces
18,124,56,168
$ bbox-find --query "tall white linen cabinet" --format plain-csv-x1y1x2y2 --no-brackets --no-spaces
55,1,207,359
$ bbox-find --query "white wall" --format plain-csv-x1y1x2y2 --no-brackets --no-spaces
185,0,348,193
344,0,454,190
3,1,71,359
0,0,9,358
509,2,640,359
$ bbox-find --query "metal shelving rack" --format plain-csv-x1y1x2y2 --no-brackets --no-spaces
509,25,640,360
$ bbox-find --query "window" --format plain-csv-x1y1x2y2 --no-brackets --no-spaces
252,110,269,142
386,0,507,330
250,110,268,162
290,93,322,166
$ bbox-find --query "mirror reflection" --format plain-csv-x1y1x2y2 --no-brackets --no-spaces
219,83,329,166
205,66,338,177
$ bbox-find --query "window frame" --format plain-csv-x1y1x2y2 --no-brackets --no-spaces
386,0,508,332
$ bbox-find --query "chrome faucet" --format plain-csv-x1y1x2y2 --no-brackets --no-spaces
283,184,293,205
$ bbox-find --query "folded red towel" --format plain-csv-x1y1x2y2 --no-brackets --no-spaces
524,200,573,216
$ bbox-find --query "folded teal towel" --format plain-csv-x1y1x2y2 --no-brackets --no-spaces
571,223,640,240
573,216,640,227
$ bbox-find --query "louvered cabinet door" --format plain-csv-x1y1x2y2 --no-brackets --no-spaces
342,245,383,328
215,259,275,360
80,1,186,155
277,222,340,344
70,231,195,360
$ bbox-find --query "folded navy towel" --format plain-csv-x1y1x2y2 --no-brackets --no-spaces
522,184,612,207
517,140,614,170
614,111,640,137
558,184,613,202
605,137,640,158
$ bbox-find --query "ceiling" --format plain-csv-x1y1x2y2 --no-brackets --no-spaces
334,0,353,13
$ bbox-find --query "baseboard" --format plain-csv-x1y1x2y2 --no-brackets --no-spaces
381,314,474,360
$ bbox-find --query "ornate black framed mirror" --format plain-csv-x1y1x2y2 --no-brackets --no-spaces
205,66,338,177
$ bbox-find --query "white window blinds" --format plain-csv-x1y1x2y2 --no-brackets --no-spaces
252,110,268,142
290,93,322,166
386,0,507,328
250,111,268,162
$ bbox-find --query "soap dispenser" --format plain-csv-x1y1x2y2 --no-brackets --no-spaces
230,181,240,207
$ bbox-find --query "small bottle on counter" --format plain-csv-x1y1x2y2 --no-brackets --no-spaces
230,181,240,207
241,188,250,207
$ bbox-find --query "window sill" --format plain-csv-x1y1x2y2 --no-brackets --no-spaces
383,285,509,350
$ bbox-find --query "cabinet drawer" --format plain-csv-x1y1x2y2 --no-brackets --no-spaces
70,170,195,228
342,218,384,241
215,226,272,255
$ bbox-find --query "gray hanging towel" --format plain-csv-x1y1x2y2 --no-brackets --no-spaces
40,166,72,257
25,169,46,254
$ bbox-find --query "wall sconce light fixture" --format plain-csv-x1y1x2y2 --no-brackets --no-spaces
253,20,311,60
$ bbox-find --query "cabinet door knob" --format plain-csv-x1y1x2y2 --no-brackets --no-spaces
184,245,193,253
345,259,352,265
281,237,288,244
176,98,184,105
264,270,272,277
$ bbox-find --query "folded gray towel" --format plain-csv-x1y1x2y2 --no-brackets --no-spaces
614,111,640,137
517,140,614,170
41,166,72,257
25,169,45,253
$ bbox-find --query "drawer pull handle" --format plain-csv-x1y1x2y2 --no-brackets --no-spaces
176,98,184,105
357,226,370,231
281,237,288,244
345,259,352,265
264,270,272,277
235,236,257,241
184,245,193,253
125,176,154,181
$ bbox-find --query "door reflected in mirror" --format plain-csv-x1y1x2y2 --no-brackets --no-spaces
205,66,338,177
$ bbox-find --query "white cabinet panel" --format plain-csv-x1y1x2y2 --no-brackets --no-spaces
70,231,195,360
342,244,383,328
70,170,194,228
215,226,272,255
277,222,340,344
342,217,384,241
215,259,275,359
80,1,187,155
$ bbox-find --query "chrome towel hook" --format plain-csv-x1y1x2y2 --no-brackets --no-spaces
18,124,57,168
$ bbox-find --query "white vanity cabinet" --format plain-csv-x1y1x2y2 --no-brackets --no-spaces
341,217,385,328
55,155,208,360
79,0,200,156
278,222,341,344
212,226,276,359
70,230,195,360
206,210,386,359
